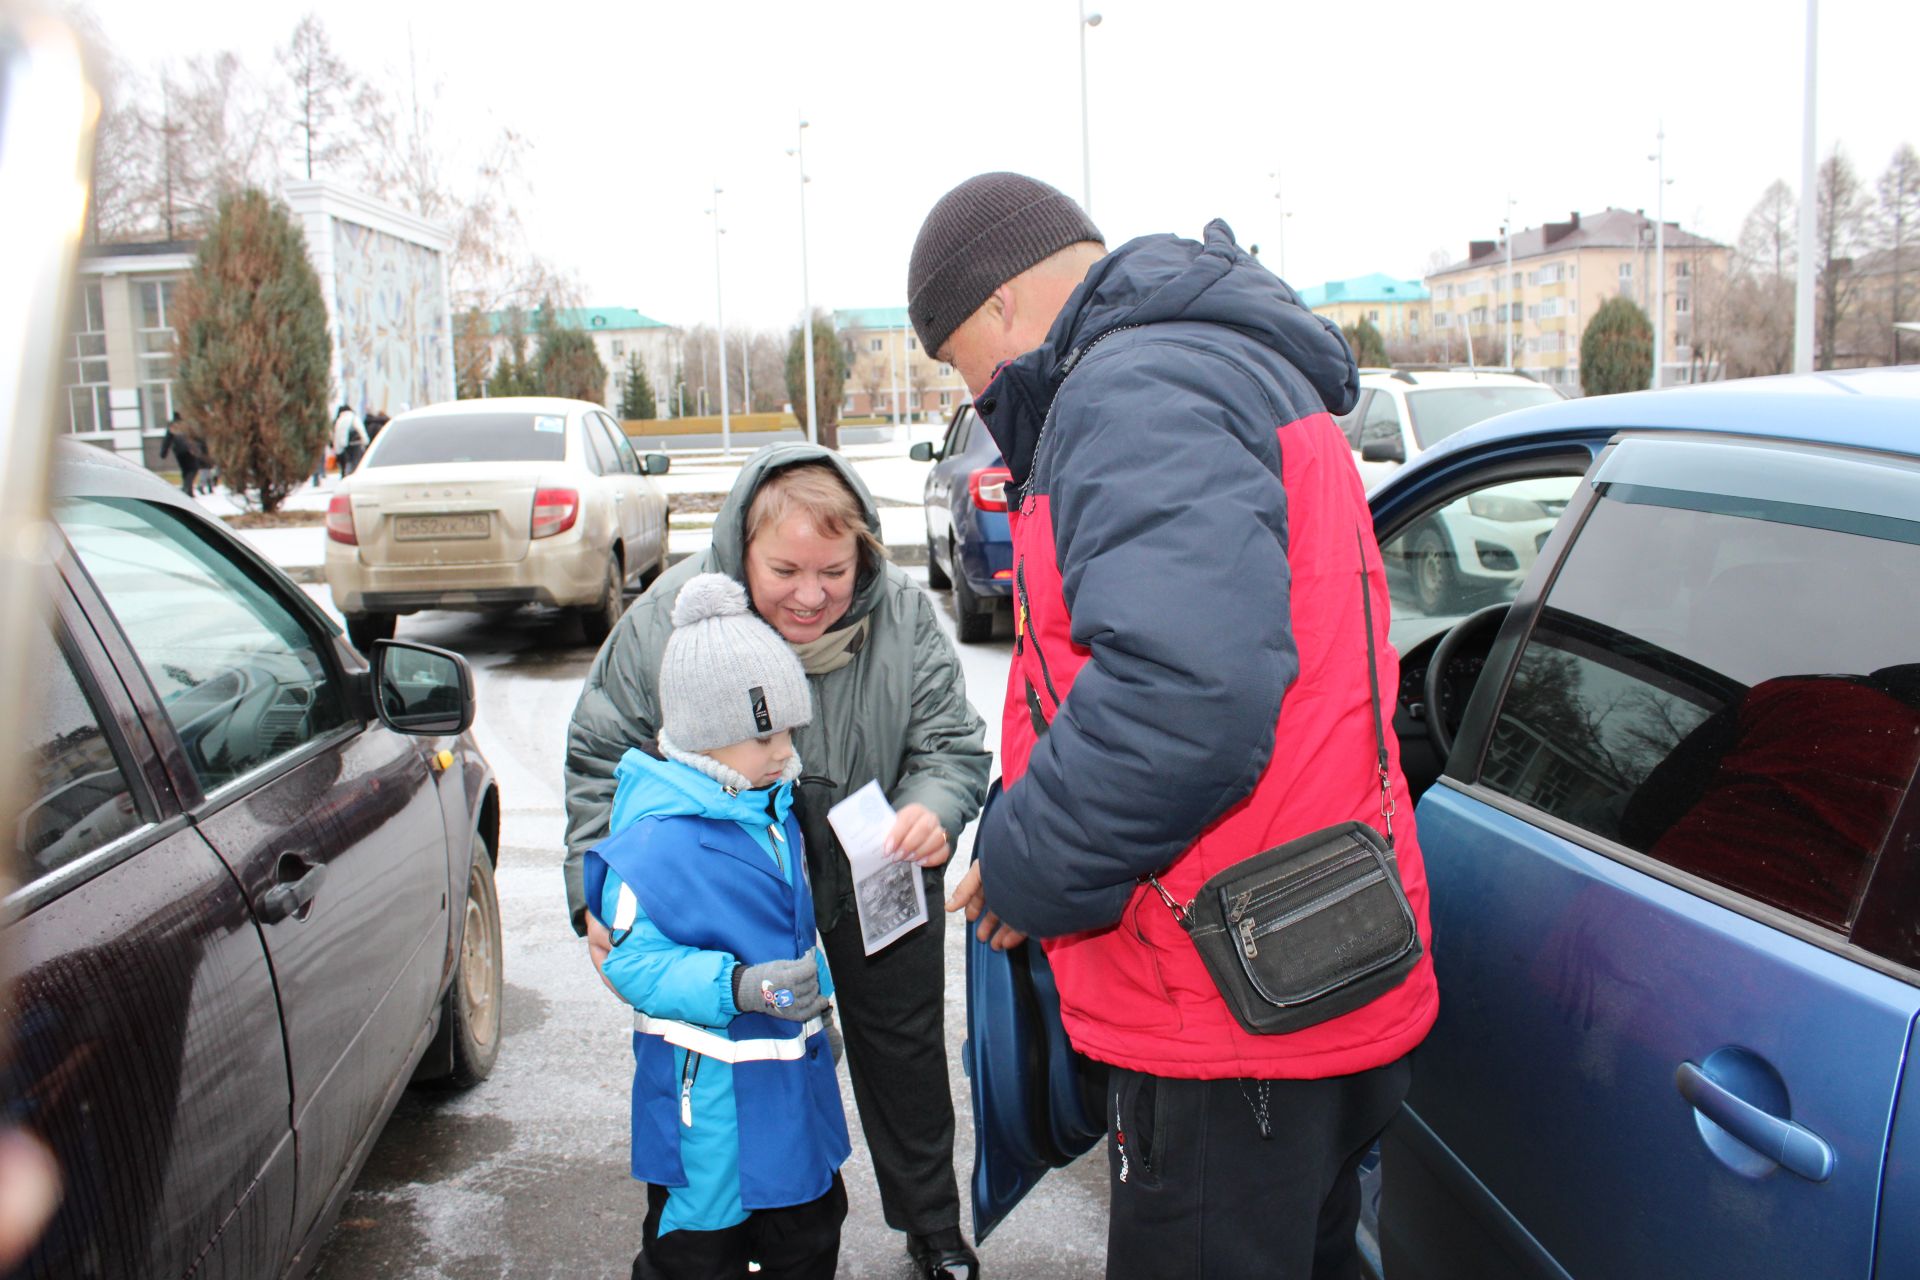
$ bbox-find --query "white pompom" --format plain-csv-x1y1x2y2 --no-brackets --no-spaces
672,573,750,628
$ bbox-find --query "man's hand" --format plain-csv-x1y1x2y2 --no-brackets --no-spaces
944,861,1028,951
585,916,621,997
884,802,950,868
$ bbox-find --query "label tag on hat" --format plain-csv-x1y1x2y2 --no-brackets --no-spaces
749,685,772,734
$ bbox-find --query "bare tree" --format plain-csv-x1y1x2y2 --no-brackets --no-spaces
1815,146,1870,369
1738,179,1796,279
856,353,887,418
277,14,377,181
749,332,787,412
1877,144,1920,364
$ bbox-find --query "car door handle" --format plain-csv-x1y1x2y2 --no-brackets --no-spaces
1675,1061,1835,1182
259,858,327,924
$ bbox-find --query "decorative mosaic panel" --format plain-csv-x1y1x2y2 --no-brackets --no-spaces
331,220,451,415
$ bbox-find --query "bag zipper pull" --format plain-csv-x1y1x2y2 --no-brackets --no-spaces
1239,916,1259,959
1228,890,1252,924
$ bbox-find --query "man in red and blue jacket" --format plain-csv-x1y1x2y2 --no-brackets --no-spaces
910,173,1438,1279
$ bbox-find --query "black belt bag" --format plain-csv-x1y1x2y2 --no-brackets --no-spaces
1146,531,1421,1036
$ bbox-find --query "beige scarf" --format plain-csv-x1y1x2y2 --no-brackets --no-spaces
789,616,870,676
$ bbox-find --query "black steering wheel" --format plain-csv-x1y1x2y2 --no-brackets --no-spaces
1423,603,1511,760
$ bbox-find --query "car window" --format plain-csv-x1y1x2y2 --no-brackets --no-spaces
943,410,972,460
1403,384,1560,449
597,414,641,475
58,497,349,792
1360,391,1401,445
364,411,570,466
579,417,615,477
1333,392,1368,449
15,622,146,881
1381,475,1579,621
1477,485,1920,933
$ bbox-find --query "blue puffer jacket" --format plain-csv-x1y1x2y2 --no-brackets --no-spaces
585,750,849,1233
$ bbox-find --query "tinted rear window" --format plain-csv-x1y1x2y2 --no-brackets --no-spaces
364,413,570,466
1405,385,1560,448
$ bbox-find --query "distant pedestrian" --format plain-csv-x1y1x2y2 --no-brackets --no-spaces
364,408,390,442
583,573,851,1280
332,403,368,477
158,412,205,498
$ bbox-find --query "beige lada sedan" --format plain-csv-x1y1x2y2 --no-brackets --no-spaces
326,397,670,650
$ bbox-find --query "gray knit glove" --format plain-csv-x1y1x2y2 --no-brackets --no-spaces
732,957,826,1022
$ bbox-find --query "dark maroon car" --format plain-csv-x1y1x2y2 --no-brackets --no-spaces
7,442,505,1278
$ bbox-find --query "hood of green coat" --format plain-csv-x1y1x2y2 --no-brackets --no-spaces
708,443,888,630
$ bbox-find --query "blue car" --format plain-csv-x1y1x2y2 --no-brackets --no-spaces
1364,367,1920,1279
911,404,1013,642
967,369,1920,1276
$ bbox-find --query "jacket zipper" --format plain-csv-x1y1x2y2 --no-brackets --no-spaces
1015,560,1061,712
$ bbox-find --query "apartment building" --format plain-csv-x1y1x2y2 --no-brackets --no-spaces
1426,209,1730,390
834,307,970,421
1297,273,1430,344
485,306,680,415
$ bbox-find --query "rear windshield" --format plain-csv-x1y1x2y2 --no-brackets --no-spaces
1405,385,1560,449
363,412,570,466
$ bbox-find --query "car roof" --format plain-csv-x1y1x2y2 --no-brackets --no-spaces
1357,368,1547,391
1406,367,1920,467
52,438,204,509
396,396,597,423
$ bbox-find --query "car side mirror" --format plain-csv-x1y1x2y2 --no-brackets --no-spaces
1361,436,1406,464
372,640,475,735
909,442,935,462
643,453,671,476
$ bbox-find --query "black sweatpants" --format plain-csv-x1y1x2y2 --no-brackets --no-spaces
818,867,960,1237
1105,1056,1412,1280
631,1174,846,1280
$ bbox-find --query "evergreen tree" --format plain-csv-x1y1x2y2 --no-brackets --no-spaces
619,353,657,419
784,310,847,450
532,301,608,404
487,307,535,397
1342,317,1389,368
173,189,331,512
1580,296,1653,396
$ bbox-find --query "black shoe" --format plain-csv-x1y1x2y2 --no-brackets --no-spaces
907,1229,978,1280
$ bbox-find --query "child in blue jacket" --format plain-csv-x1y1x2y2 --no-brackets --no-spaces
583,573,851,1280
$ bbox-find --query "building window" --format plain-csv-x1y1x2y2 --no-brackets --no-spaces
1409,313,1420,333
1676,261,1691,279
938,363,953,377
1368,309,1380,323
1619,263,1633,284
612,339,625,357
67,281,110,435
1675,294,1691,314
136,279,179,432
907,335,917,350
1435,311,1451,328
869,338,883,353
940,390,953,408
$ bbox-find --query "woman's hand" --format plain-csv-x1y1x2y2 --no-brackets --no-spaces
885,802,950,868
944,862,1029,951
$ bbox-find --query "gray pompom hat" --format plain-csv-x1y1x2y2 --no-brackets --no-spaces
908,171,1104,358
658,574,812,753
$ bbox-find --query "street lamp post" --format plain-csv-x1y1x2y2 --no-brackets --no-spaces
709,184,732,458
1502,198,1516,369
1794,0,1818,373
1268,169,1291,279
788,118,818,444
1079,3,1101,215
1650,124,1669,389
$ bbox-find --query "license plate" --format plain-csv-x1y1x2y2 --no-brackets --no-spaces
394,513,490,540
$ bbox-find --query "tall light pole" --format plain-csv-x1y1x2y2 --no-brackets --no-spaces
1079,3,1102,215
708,184,732,458
1794,0,1819,373
787,118,818,444
1502,198,1516,369
741,328,752,415
1268,170,1292,279
1649,124,1671,388
890,318,902,431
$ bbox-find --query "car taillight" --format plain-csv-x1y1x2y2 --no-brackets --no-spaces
969,467,1013,513
531,488,580,539
326,494,357,545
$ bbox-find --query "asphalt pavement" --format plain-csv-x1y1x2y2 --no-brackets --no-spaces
286,510,1111,1277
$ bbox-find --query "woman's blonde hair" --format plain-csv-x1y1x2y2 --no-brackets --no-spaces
745,462,888,571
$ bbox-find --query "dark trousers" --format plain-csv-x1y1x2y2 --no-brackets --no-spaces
632,1174,846,1280
1105,1055,1412,1280
818,868,960,1237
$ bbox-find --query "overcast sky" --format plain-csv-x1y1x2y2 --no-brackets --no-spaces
77,0,1918,333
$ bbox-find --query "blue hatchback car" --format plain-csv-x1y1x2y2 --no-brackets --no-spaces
1362,367,1920,1279
964,369,1920,1277
912,404,1013,642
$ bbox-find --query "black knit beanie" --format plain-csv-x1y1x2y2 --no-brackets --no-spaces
907,172,1104,357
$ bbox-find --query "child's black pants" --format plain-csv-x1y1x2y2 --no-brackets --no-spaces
630,1173,846,1280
